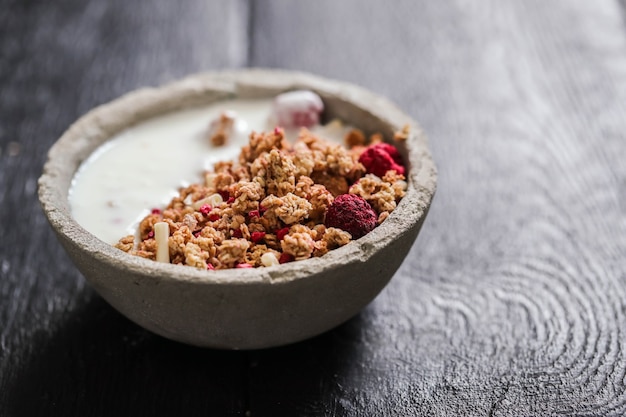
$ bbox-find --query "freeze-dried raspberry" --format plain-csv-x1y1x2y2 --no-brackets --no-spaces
199,204,212,215
358,143,405,177
373,143,403,166
324,194,377,239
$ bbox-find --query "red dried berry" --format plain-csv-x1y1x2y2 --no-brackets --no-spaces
373,143,403,166
209,213,220,222
218,190,230,201
151,208,161,215
227,196,235,204
251,231,266,243
358,143,405,177
276,227,290,240
325,194,377,239
207,264,215,270
279,253,294,264
232,229,243,238
248,210,260,218
259,205,267,215
236,263,253,269
147,230,154,239
199,204,212,215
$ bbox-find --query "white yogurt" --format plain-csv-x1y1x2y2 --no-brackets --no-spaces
69,99,352,244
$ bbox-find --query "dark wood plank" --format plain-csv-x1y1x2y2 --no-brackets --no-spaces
248,0,626,415
0,1,250,415
4,0,626,416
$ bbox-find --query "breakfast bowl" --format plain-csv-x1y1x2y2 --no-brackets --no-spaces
38,69,436,349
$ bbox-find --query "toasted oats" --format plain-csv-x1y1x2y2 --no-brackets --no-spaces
115,235,135,252
393,124,410,141
119,122,405,270
281,232,315,260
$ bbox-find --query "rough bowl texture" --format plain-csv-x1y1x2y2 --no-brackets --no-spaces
38,69,437,349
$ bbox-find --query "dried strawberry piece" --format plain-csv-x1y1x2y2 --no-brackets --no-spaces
248,210,260,218
218,190,230,201
232,229,243,238
358,143,405,177
199,204,212,215
251,231,266,243
151,208,162,215
324,194,377,239
279,253,294,264
208,213,220,222
276,227,290,241
226,196,235,204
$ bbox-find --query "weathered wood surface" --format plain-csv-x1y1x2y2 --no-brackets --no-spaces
2,0,626,415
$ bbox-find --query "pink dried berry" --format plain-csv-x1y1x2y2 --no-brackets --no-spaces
236,263,253,269
207,264,215,270
324,194,377,239
199,204,212,215
147,230,154,239
271,90,324,129
151,208,161,215
358,143,405,177
248,210,260,218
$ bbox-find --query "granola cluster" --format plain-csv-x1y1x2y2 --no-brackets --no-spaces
115,127,407,270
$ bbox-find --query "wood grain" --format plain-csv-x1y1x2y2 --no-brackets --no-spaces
3,0,626,415
0,1,250,415
249,0,626,415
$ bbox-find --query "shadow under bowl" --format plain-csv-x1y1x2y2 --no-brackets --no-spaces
38,69,437,349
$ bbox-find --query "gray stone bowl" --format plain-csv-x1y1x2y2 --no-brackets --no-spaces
38,69,437,349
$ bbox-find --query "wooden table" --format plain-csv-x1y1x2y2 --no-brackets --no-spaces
2,1,626,415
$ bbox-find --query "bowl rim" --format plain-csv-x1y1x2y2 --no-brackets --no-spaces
38,68,437,286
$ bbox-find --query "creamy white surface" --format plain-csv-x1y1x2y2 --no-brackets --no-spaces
69,99,351,244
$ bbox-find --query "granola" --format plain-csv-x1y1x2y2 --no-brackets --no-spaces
115,122,408,270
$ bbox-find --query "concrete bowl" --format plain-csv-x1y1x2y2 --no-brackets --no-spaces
38,69,437,349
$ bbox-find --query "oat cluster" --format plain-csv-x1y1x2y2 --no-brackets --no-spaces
115,127,407,270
